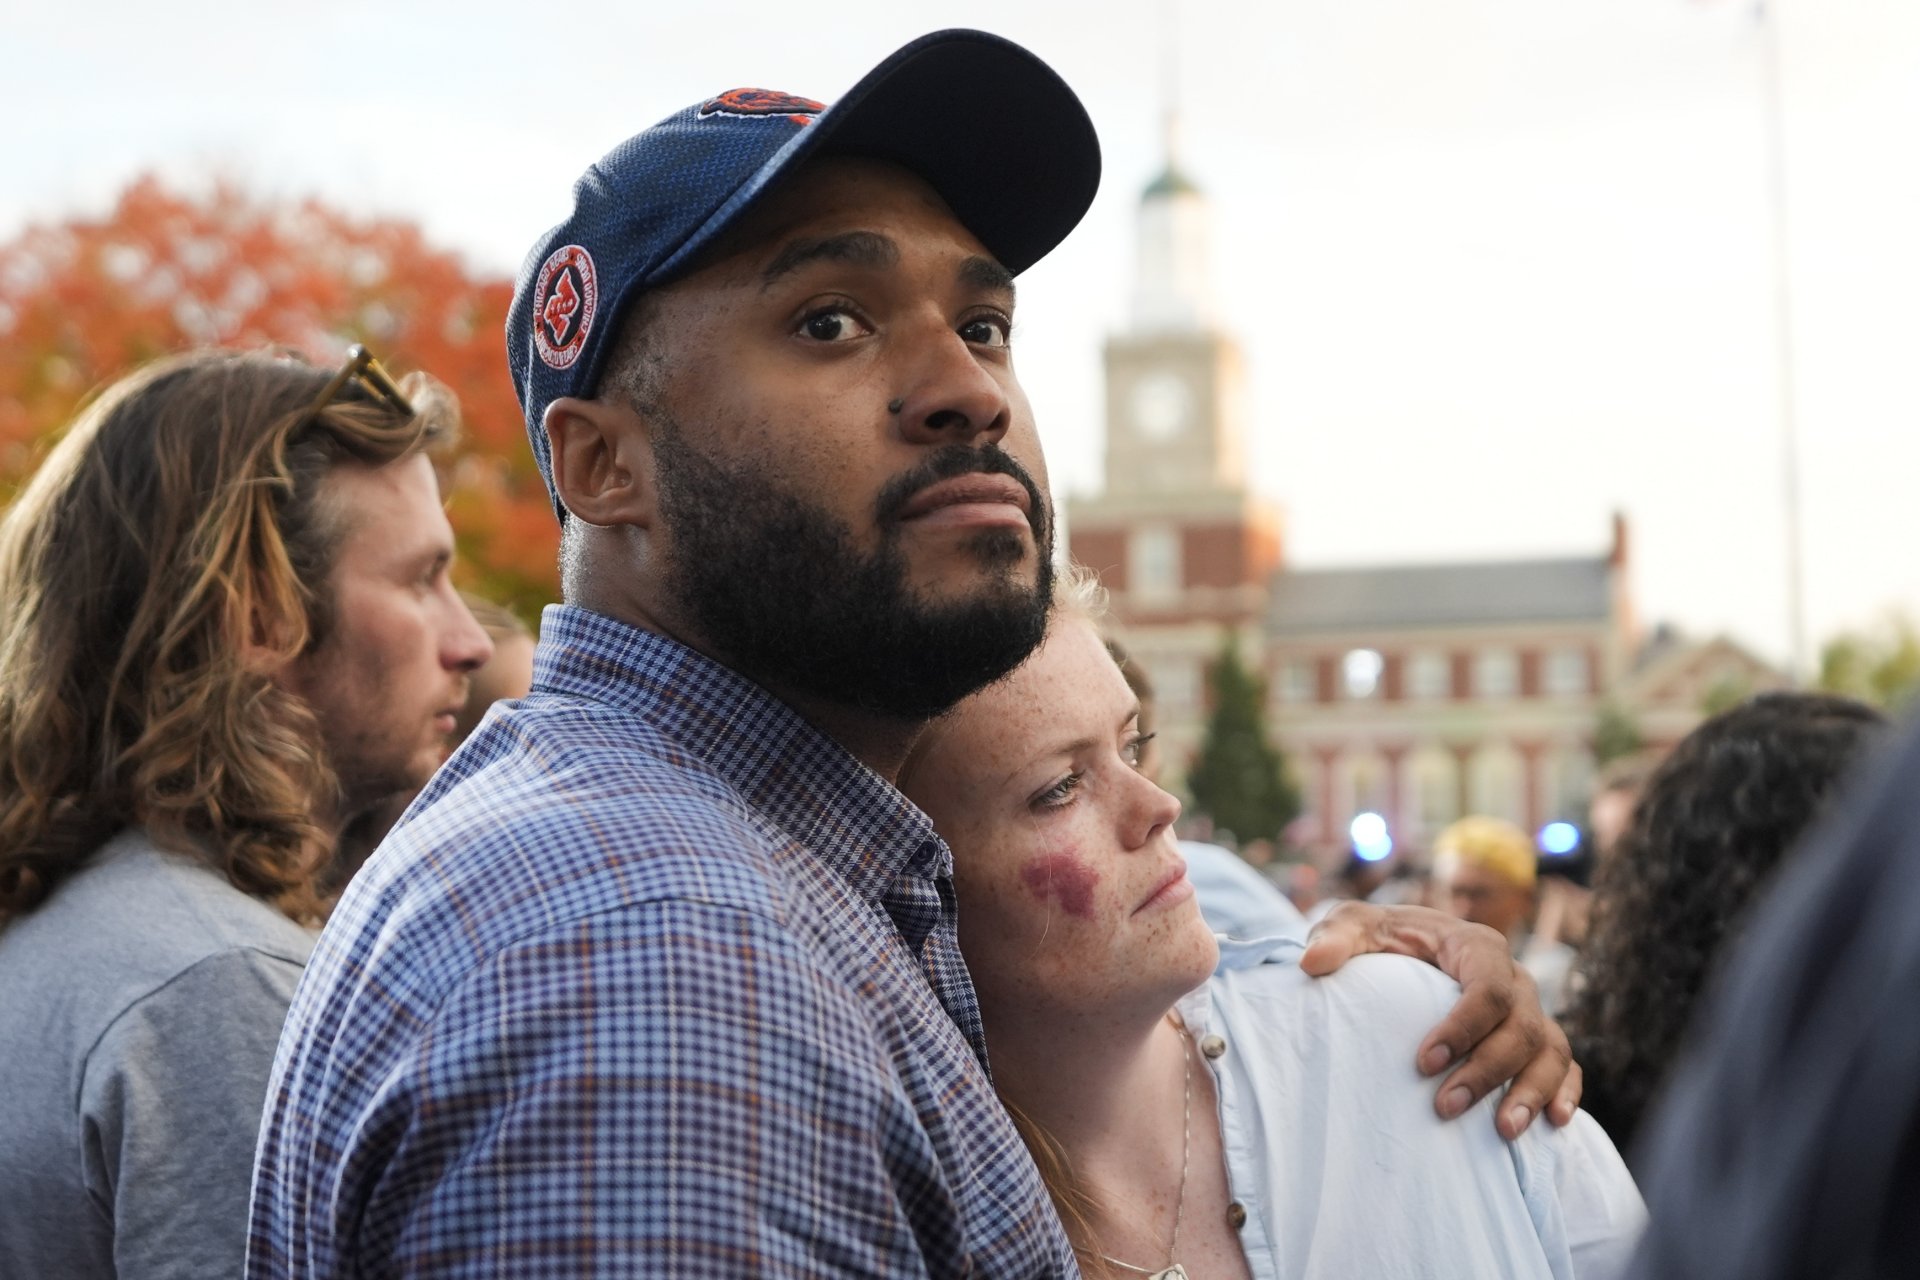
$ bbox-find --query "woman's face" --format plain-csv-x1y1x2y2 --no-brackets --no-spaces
905,616,1218,1029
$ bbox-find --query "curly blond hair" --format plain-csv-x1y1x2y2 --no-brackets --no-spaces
0,349,456,925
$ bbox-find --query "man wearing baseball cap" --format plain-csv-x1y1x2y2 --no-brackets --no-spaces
251,31,1578,1276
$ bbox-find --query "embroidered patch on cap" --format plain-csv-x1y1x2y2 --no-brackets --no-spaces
532,245,597,370
700,87,824,125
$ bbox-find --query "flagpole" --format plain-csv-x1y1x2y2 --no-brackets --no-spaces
1758,0,1809,681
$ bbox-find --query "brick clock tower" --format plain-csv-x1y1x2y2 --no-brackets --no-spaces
1066,151,1283,789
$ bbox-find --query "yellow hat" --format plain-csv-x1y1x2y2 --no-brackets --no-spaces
1433,816,1537,888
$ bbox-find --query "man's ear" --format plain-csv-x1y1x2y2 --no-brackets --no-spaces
543,396,656,529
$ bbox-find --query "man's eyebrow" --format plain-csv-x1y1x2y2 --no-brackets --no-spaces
760,231,900,289
960,255,1016,304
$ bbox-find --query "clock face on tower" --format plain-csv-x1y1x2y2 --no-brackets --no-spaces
1130,371,1194,441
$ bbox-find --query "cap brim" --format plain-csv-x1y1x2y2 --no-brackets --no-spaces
657,29,1101,284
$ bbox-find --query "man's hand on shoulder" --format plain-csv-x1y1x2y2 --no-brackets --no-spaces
1299,901,1580,1141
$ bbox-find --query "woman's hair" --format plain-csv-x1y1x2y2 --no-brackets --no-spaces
0,348,456,926
1000,1098,1118,1279
899,559,1106,792
1052,558,1109,624
1565,691,1885,1151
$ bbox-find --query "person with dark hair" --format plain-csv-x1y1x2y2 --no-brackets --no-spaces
1622,713,1920,1279
0,348,492,1278
253,33,1577,1277
1589,751,1660,863
1565,691,1885,1157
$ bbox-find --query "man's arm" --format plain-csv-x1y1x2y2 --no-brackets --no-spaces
1300,902,1580,1139
355,901,946,1278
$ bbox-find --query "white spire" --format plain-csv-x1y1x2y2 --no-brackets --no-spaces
1128,19,1214,333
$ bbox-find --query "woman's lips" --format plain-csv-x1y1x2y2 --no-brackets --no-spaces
1134,862,1196,915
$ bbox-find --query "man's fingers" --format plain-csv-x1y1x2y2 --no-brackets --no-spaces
1424,963,1551,1126
1300,900,1451,976
1415,970,1519,1080
1490,1024,1574,1140
1297,901,1377,976
1303,901,1577,1138
1429,1007,1544,1119
1296,932,1354,977
1546,1058,1584,1127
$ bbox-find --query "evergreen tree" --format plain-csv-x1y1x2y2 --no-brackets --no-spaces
1591,700,1645,766
1818,615,1920,711
1186,634,1300,844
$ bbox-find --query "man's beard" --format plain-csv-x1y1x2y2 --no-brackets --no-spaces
651,417,1053,723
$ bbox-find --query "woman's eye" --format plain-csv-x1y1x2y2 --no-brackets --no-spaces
959,314,1011,348
800,307,868,343
1034,772,1083,810
1123,732,1158,770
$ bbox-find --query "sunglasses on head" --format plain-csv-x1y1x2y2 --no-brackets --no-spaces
306,344,413,423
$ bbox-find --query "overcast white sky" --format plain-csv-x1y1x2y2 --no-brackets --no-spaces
6,0,1918,669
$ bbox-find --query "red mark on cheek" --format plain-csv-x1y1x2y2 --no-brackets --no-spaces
1019,853,1099,919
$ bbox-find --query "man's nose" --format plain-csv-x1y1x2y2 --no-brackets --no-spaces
446,600,495,674
890,329,1012,447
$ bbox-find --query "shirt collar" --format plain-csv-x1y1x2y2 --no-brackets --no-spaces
532,604,950,900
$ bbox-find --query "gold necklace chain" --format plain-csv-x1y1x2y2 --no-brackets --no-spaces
1075,1017,1194,1280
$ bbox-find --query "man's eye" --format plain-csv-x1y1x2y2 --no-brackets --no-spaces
800,307,868,342
960,315,1011,348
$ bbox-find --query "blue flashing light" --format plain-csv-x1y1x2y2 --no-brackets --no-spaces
1539,821,1581,857
1350,811,1394,863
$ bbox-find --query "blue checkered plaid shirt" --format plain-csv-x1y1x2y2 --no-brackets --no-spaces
248,605,1075,1278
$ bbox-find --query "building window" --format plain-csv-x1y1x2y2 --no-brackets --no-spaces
1279,659,1317,704
1475,649,1518,699
1544,649,1589,697
1470,743,1522,819
1128,526,1180,600
1414,750,1459,833
1407,651,1450,701
1342,648,1384,700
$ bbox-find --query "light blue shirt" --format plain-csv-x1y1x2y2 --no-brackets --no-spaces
1182,937,1646,1279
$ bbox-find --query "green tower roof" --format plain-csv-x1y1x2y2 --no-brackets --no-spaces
1142,163,1201,200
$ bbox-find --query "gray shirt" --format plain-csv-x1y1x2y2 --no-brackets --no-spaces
0,829,314,1279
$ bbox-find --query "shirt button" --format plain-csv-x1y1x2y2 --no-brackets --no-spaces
1226,1201,1248,1229
1200,1034,1228,1059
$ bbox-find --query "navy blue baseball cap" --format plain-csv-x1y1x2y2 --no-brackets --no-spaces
507,28,1101,521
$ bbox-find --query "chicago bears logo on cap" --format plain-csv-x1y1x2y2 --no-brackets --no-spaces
532,244,597,370
700,87,824,126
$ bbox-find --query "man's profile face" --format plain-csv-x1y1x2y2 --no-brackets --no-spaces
282,454,495,819
630,156,1054,720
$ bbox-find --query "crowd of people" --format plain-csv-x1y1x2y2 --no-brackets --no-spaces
0,26,1914,1280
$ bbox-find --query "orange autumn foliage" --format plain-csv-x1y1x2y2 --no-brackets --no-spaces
0,174,558,613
